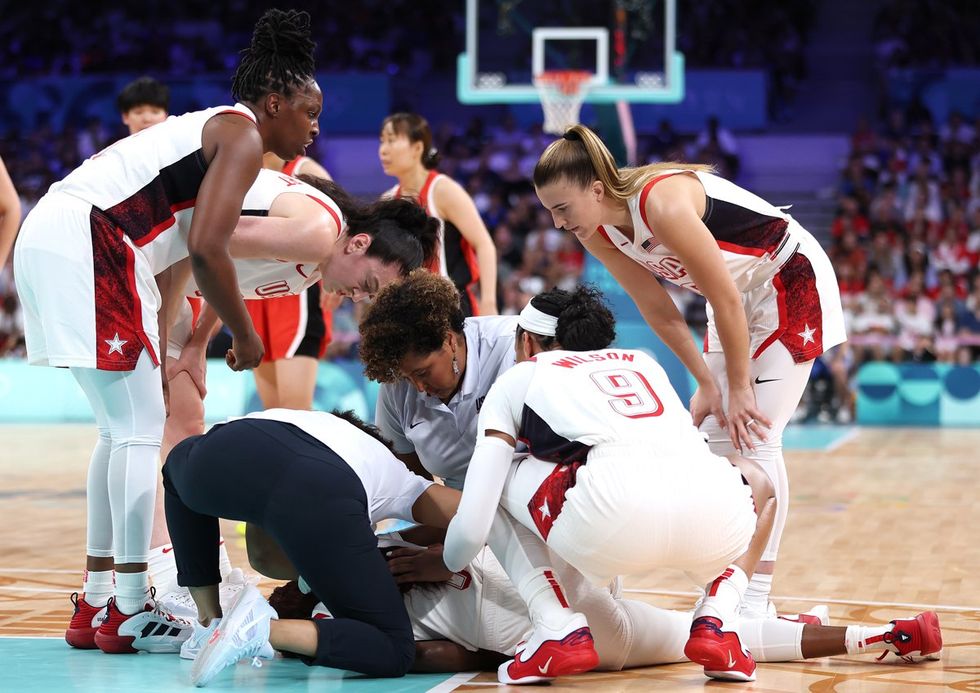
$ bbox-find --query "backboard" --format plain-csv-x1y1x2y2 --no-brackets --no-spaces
458,0,684,104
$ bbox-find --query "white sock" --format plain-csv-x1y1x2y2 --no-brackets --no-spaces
696,565,748,626
217,538,232,579
517,568,575,631
147,544,179,595
738,617,804,661
82,569,114,607
742,573,773,617
115,571,150,615
844,624,891,654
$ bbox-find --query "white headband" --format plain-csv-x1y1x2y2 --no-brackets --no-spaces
518,300,558,337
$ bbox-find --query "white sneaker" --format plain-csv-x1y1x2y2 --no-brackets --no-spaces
125,600,194,654
191,585,278,687
157,587,199,621
156,569,257,622
180,618,221,661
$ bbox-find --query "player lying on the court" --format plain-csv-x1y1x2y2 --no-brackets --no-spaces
438,286,781,682
260,546,942,675
161,410,460,686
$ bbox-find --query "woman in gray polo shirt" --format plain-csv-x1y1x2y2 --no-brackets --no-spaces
359,269,518,492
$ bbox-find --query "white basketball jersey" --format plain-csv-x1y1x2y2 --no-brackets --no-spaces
598,170,804,295
51,103,257,275
183,169,345,299
478,349,708,463
405,548,530,653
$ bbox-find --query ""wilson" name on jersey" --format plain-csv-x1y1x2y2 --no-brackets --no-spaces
552,352,635,369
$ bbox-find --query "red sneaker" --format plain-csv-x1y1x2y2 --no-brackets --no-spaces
685,616,756,682
94,598,149,654
65,592,107,649
497,613,599,685
877,611,943,663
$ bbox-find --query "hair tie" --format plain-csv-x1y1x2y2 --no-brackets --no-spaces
562,129,581,142
427,147,439,159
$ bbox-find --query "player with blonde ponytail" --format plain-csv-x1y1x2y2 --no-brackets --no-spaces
533,124,845,625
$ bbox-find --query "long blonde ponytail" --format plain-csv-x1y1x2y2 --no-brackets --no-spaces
533,124,713,201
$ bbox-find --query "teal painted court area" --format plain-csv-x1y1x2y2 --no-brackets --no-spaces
782,424,857,451
3,638,460,693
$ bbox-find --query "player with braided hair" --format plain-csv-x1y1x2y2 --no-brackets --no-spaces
14,8,320,655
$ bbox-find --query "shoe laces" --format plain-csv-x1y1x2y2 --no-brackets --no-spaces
877,621,915,663
691,616,724,638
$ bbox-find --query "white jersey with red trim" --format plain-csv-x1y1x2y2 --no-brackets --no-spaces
50,103,257,276
183,168,344,299
599,170,802,295
477,348,709,464
598,170,845,362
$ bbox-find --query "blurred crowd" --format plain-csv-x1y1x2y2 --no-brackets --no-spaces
801,104,980,424
873,0,980,70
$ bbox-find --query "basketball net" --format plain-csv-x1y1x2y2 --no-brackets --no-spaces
534,70,592,135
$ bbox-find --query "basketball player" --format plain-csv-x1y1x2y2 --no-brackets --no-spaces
112,74,245,612
144,172,438,625
0,154,20,269
116,76,170,135
13,9,320,654
160,410,461,686
533,125,846,620
443,286,777,683
379,113,498,317
359,269,517,493
260,548,942,676
244,150,338,411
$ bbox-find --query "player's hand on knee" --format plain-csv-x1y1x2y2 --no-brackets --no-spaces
727,385,771,452
690,381,725,430
384,544,454,586
167,345,209,398
227,328,264,371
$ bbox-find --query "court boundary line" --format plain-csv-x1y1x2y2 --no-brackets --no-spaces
825,426,860,452
425,672,479,692
623,588,980,613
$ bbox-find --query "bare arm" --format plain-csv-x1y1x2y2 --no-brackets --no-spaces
645,175,750,390
294,157,332,181
436,179,498,315
645,175,771,448
229,193,337,262
0,156,21,268
581,231,717,389
411,484,460,529
190,115,264,368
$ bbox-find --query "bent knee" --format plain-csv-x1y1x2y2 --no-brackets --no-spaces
730,454,775,503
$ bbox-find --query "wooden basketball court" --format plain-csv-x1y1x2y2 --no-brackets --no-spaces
2,424,978,691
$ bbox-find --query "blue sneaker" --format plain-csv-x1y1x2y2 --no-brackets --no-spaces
190,585,277,686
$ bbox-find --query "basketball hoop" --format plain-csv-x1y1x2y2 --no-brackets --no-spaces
534,70,592,135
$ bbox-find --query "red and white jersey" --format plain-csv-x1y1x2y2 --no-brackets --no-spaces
387,170,481,315
51,103,257,276
598,170,846,362
598,170,802,295
183,168,345,299
477,348,708,464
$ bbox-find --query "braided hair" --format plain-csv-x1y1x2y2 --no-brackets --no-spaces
232,9,317,104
